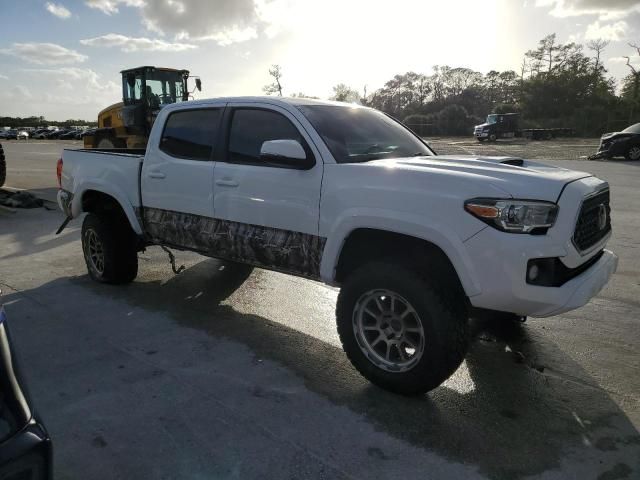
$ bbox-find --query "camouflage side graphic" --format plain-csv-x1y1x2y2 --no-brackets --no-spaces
136,206,326,279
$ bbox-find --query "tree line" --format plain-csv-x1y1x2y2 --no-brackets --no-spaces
264,35,640,137
0,116,98,128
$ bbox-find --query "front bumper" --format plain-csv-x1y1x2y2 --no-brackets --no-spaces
465,224,617,317
0,420,53,480
590,138,627,159
463,176,616,317
0,310,53,479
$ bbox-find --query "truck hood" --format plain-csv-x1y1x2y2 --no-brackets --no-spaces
474,123,491,129
364,155,592,201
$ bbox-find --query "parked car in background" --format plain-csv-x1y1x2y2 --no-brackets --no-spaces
0,294,53,479
17,130,29,140
4,130,18,140
590,123,640,161
46,130,66,139
0,142,5,188
31,129,49,139
80,128,97,139
59,130,79,140
31,130,49,139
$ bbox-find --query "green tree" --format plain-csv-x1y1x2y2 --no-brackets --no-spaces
331,84,360,103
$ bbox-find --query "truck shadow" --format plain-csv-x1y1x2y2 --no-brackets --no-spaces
12,258,639,479
64,257,640,479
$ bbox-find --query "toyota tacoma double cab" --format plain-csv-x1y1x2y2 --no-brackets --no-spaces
56,97,618,395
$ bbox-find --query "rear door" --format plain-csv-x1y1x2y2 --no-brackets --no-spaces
211,102,325,278
141,104,224,250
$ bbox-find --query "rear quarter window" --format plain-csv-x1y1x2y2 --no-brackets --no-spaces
160,109,221,160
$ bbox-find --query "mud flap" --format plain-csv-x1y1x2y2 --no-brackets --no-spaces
55,216,72,235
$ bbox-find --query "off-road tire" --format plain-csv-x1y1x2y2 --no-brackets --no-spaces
82,213,138,284
336,261,469,395
0,143,5,188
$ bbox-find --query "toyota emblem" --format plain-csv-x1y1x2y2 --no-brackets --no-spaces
597,204,608,231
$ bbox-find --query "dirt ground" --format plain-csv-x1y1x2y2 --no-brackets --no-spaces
428,136,600,161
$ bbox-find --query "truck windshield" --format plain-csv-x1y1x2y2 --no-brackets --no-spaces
487,115,498,124
297,105,433,163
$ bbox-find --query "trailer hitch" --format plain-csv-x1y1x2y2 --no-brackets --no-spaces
160,246,185,275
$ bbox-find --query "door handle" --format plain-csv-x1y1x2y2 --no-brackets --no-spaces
215,179,239,187
148,171,166,179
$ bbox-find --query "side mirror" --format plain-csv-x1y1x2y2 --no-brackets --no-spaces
260,139,313,169
195,78,202,91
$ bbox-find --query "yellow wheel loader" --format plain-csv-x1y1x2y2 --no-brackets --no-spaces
84,66,201,149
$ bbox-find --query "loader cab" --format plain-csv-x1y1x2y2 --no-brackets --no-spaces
87,65,202,149
121,66,194,134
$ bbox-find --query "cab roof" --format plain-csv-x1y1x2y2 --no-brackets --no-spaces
120,66,189,75
168,96,365,108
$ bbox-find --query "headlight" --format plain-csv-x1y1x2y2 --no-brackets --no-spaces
464,198,559,233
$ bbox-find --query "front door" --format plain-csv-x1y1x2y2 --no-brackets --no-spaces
211,103,325,278
140,105,224,251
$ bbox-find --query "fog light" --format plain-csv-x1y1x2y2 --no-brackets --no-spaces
528,264,539,282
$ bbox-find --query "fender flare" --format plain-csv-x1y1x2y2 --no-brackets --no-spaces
319,209,482,297
71,180,143,235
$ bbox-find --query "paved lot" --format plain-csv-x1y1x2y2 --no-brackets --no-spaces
428,136,600,161
0,139,639,479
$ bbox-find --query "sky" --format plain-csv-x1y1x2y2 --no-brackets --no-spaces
0,0,639,121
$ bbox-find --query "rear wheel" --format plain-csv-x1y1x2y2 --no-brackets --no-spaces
82,213,138,284
336,261,469,395
625,146,640,161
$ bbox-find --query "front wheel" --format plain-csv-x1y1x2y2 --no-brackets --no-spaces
336,262,469,395
625,145,640,161
82,213,138,284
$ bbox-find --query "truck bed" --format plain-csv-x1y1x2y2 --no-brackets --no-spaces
60,148,145,228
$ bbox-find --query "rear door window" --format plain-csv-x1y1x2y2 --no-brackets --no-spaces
160,109,221,160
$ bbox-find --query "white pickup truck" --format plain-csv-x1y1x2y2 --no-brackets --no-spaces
57,97,617,395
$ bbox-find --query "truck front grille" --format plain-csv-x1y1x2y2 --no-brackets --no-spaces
573,188,611,252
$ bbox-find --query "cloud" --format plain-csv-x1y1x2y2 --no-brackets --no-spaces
136,0,260,45
84,0,144,15
46,2,72,19
585,20,628,41
0,74,8,80
2,43,87,65
609,56,640,67
22,67,119,93
80,33,198,52
189,26,258,46
535,0,640,20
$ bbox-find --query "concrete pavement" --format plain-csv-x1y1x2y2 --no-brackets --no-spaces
0,139,638,479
